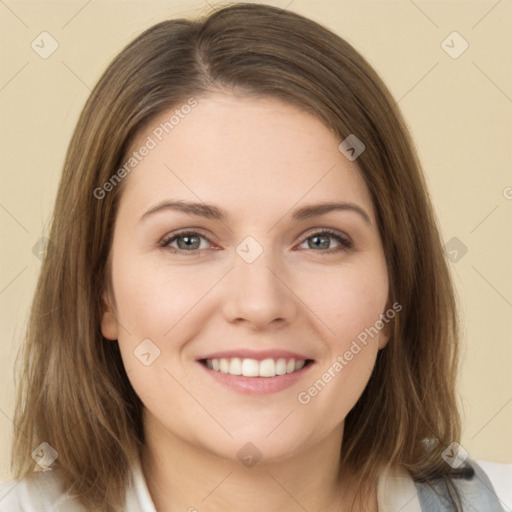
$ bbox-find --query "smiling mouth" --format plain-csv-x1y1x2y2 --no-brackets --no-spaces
199,357,314,378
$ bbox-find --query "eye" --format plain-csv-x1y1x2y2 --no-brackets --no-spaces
159,230,214,254
297,229,353,254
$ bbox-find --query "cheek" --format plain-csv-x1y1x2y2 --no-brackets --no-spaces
294,261,387,405
301,258,389,346
110,252,205,338
109,251,223,399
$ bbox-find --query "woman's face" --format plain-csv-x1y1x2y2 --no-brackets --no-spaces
101,91,391,463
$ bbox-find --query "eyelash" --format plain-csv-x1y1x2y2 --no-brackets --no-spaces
158,228,353,256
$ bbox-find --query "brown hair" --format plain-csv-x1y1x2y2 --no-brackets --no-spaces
11,3,464,511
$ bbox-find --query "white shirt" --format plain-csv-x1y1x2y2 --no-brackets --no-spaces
0,458,422,511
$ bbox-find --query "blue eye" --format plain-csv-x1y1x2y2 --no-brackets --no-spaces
160,231,210,252
159,228,352,255
298,229,353,253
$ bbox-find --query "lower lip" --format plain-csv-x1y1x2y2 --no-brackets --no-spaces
198,361,314,395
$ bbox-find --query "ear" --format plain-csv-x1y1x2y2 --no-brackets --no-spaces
377,298,397,350
378,319,392,350
100,289,119,340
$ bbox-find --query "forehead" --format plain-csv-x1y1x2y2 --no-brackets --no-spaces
119,92,376,224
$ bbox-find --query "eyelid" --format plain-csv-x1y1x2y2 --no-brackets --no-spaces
300,227,352,244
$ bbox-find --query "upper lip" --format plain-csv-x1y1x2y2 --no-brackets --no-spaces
198,349,312,361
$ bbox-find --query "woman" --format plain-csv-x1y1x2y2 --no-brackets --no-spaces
0,3,505,511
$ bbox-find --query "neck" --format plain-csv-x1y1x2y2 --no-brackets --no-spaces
139,413,371,512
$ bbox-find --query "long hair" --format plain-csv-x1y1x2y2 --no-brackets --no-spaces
11,3,463,510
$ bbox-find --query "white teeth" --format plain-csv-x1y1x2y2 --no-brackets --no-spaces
229,357,242,375
275,358,287,375
259,358,275,377
204,357,308,378
241,358,259,377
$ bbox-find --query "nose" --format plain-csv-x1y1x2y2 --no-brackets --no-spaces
221,243,298,330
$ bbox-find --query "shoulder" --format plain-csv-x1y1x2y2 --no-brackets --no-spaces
0,469,86,511
414,458,506,511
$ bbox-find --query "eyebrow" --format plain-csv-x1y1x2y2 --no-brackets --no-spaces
140,200,371,225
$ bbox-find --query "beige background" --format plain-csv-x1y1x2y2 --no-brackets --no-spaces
1,0,511,482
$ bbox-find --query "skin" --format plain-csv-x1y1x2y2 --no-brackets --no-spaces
101,91,391,512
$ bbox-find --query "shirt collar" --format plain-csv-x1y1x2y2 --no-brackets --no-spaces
377,464,422,512
128,457,422,512
126,457,157,512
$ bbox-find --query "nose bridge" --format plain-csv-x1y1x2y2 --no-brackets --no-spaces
222,234,295,326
